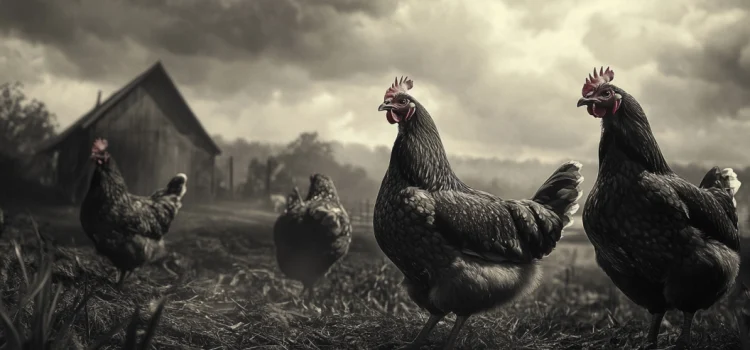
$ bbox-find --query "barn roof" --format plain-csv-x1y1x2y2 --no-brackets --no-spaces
36,61,221,155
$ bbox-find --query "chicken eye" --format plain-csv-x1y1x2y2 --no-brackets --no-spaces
602,90,611,97
399,98,408,104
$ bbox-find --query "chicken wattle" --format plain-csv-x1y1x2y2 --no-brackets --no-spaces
578,67,742,350
79,138,188,287
374,77,584,349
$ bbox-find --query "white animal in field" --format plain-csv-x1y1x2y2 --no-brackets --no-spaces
270,194,287,213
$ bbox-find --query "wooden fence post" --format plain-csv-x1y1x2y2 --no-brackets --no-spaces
364,198,372,222
229,156,234,199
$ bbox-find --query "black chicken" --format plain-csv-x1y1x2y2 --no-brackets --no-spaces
273,174,352,301
80,138,188,287
577,67,741,349
374,77,584,349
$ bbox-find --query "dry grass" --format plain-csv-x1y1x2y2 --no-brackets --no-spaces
0,204,746,350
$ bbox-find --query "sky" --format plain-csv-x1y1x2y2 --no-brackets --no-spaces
0,0,749,164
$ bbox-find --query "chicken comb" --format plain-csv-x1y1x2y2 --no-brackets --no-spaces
384,76,414,100
92,138,108,153
582,66,614,97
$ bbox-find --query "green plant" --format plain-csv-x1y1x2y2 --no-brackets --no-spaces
0,216,167,350
0,239,92,350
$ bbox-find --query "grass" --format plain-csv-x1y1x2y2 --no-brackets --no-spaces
0,203,746,349
0,219,166,350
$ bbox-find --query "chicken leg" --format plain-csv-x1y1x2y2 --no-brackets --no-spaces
675,312,694,350
115,270,131,289
397,314,445,349
300,284,316,304
442,315,470,350
641,311,664,349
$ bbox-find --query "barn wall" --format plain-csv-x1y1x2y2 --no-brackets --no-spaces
85,82,214,202
54,71,218,204
55,128,94,203
89,86,159,196
139,75,216,202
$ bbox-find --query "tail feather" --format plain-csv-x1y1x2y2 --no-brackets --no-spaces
700,167,742,207
531,161,584,230
166,173,188,200
722,168,742,196
286,186,303,210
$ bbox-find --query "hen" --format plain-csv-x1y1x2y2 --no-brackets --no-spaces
374,77,584,349
577,67,741,349
273,174,352,301
80,138,188,287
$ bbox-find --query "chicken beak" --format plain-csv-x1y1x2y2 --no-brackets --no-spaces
378,102,393,111
577,97,595,108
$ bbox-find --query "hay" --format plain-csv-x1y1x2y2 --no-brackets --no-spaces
0,208,743,349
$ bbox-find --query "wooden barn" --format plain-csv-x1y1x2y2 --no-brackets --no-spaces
37,61,221,204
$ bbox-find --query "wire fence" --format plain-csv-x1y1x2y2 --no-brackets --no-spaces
338,200,750,239
341,198,375,234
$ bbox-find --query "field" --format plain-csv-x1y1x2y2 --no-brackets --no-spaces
0,202,746,350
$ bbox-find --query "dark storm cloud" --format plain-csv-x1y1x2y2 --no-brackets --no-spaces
583,1,750,125
579,0,750,163
8,0,746,164
0,0,399,87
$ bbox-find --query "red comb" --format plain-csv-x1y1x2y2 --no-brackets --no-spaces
582,66,614,97
384,76,414,100
92,138,108,153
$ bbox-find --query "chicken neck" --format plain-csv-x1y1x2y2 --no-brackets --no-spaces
87,160,129,201
389,101,469,192
598,91,672,175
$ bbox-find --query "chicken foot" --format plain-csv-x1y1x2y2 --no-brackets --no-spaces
396,313,445,349
675,312,694,350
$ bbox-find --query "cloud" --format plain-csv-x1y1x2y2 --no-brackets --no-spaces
0,0,748,166
581,0,750,163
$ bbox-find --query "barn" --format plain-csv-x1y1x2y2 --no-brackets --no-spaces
37,61,221,204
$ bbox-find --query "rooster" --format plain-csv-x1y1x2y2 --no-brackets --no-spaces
374,77,584,350
80,138,188,287
577,67,741,350
273,174,352,301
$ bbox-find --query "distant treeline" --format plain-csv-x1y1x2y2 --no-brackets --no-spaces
213,134,750,215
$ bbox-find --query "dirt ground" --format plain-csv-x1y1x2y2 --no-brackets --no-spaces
0,201,745,349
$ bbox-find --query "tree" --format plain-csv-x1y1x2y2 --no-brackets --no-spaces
0,82,58,156
242,158,267,198
277,132,339,179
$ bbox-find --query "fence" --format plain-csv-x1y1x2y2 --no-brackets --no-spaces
338,199,750,239
341,198,375,234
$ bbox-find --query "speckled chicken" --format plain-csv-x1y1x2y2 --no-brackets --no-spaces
273,174,352,301
577,67,742,350
373,77,584,350
80,138,188,287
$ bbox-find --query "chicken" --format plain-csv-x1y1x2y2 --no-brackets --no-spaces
80,138,188,287
577,67,742,350
273,174,352,301
374,77,584,350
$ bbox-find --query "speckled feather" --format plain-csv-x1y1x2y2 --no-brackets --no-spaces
273,174,352,288
584,87,741,314
374,95,583,316
80,157,185,272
